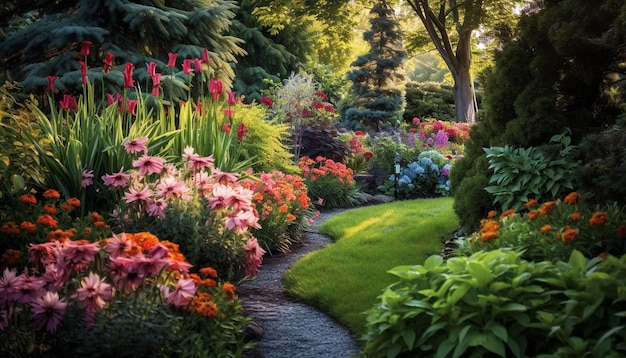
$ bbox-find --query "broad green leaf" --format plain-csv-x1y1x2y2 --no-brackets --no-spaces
403,329,416,350
467,261,495,289
568,250,587,273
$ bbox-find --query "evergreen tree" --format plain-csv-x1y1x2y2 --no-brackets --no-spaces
450,0,626,228
0,0,245,100
344,1,407,130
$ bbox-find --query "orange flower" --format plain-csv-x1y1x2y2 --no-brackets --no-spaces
20,194,37,205
480,231,499,242
559,226,578,243
43,189,61,200
563,192,582,204
43,204,57,215
569,212,581,221
481,219,500,233
222,282,236,299
487,210,497,219
287,214,296,221
524,199,538,209
279,204,288,213
528,210,538,220
540,225,552,234
91,212,105,222
499,209,515,220
598,252,608,259
36,214,58,228
619,225,626,239
47,229,73,241
589,212,609,226
199,267,218,278
132,232,159,251
61,201,73,212
199,278,217,288
19,221,37,233
67,198,81,208
1,222,20,235
1,249,21,265
539,201,557,216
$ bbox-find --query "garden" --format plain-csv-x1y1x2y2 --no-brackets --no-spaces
1,0,626,357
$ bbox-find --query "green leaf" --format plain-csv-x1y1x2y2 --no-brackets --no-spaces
467,261,495,289
403,329,416,350
568,250,587,273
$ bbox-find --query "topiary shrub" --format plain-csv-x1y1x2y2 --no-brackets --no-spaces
363,249,626,357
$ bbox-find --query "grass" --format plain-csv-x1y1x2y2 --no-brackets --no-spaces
283,197,459,341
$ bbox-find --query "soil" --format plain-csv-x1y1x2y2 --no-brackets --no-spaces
238,208,363,358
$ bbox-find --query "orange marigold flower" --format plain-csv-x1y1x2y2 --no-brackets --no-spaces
499,209,516,220
481,219,500,233
61,201,73,212
43,204,57,215
287,214,296,221
598,252,608,259
199,267,218,278
539,201,557,216
189,273,202,285
570,212,581,221
222,282,236,299
540,225,552,234
1,222,20,235
560,226,578,243
67,198,81,208
132,232,159,251
253,193,264,202
524,199,538,209
487,210,497,219
19,221,37,233
47,229,73,241
198,301,219,317
528,210,538,220
563,192,582,204
199,278,217,288
589,212,609,226
619,225,626,239
279,204,288,213
91,212,104,222
36,214,58,228
480,231,499,242
82,227,93,235
93,221,107,228
1,249,21,265
20,194,37,205
43,189,61,200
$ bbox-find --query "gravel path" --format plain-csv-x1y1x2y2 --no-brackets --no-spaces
238,209,363,358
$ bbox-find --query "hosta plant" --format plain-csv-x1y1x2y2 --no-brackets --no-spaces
363,249,626,358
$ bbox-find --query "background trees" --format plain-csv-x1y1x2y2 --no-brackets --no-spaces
343,1,407,130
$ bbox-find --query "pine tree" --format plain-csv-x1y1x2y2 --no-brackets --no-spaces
0,0,245,100
344,1,407,130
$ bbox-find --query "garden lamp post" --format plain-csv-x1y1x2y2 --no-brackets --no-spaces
394,152,401,199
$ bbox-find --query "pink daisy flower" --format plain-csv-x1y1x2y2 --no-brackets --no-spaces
0,268,19,304
162,278,196,306
156,177,189,200
123,137,148,155
210,168,240,184
123,186,154,205
146,198,167,219
30,291,67,333
61,240,100,264
132,155,166,176
208,184,236,210
102,168,130,188
104,232,132,258
82,170,94,188
74,272,114,323
14,271,46,304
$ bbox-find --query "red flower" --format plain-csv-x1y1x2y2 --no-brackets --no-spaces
46,76,58,93
59,94,78,111
78,60,88,85
363,151,374,159
260,96,273,107
227,91,237,105
209,79,223,101
201,48,210,63
237,123,248,141
221,123,231,134
168,52,178,67
80,41,92,56
123,62,134,88
102,53,114,73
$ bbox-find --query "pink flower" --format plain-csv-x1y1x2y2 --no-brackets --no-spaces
108,256,144,290
102,167,130,188
0,268,19,304
201,48,210,63
208,184,236,210
412,117,420,125
227,91,237,105
209,79,223,101
156,177,189,199
226,210,260,234
105,232,132,258
59,94,78,111
193,58,203,73
80,40,92,56
210,168,240,184
162,278,196,306
151,73,161,96
30,291,67,332
123,186,154,205
62,240,100,264
123,137,148,155
125,99,138,116
242,237,265,277
224,107,234,118
132,155,166,175
14,271,45,304
146,62,157,77
82,170,94,188
123,62,134,88
183,146,214,172
74,272,114,319
237,123,248,141
167,52,178,67
183,59,194,74
46,76,58,93
146,198,167,219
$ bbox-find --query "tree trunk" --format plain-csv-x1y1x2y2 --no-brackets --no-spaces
452,62,476,124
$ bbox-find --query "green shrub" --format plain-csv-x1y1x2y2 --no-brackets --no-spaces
363,249,626,358
484,132,578,212
403,82,456,122
452,173,493,231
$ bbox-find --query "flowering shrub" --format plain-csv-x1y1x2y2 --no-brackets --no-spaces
341,130,374,174
0,231,251,357
0,189,110,268
242,171,316,253
405,117,470,147
103,143,263,279
378,150,453,198
461,192,626,261
299,156,363,208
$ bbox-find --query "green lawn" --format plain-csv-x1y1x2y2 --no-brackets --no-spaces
283,197,459,340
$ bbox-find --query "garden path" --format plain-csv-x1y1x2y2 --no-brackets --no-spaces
238,208,363,358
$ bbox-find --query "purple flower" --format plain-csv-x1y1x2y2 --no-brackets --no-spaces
434,130,449,148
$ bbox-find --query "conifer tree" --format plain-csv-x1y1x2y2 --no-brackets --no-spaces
344,1,407,130
0,0,245,100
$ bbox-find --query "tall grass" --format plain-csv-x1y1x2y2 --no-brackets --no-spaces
283,198,459,340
